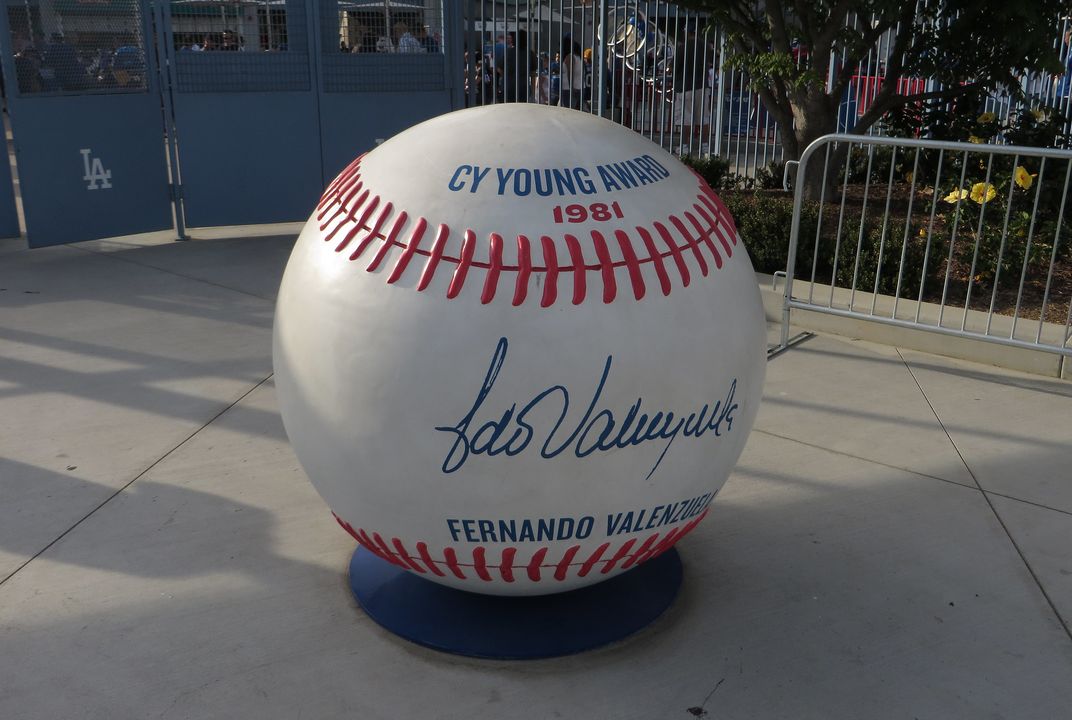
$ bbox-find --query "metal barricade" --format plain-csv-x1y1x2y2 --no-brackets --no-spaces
777,134,1072,368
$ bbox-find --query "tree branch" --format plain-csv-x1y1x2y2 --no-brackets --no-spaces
851,82,985,136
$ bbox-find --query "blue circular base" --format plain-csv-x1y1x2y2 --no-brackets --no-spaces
348,545,683,660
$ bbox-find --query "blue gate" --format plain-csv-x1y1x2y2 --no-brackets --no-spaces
314,0,462,182
158,0,323,227
0,0,173,248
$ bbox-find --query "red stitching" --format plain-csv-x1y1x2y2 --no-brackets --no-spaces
590,230,617,303
578,542,611,577
668,214,709,277
416,542,446,576
387,216,428,284
500,547,518,582
635,226,671,296
564,234,587,305
338,201,392,255
481,233,504,304
514,235,532,306
693,199,735,257
540,235,559,307
473,547,492,581
653,221,691,287
527,547,549,582
684,210,723,270
315,166,734,307
417,223,448,290
443,547,466,579
448,229,476,299
336,508,711,583
614,229,647,300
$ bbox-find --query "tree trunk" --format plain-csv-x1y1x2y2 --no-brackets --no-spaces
791,91,838,201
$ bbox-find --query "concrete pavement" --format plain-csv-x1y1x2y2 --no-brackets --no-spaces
1,230,1069,719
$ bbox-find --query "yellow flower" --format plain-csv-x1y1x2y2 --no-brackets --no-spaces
943,188,968,203
918,227,927,237
970,182,997,204
977,111,996,124
905,171,914,184
968,135,985,144
1014,165,1034,190
1031,108,1047,122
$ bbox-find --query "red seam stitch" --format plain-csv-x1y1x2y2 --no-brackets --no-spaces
417,223,449,290
635,226,672,296
621,533,659,570
320,186,367,235
352,209,406,262
684,210,723,270
578,542,611,577
499,547,517,582
321,174,737,306
613,228,647,300
366,214,403,272
696,183,738,238
333,512,362,542
590,230,617,303
372,532,407,568
335,196,383,254
416,541,446,576
392,538,427,574
447,229,476,299
695,192,738,246
564,234,587,305
387,216,429,284
317,159,361,212
514,234,532,306
540,235,559,307
339,201,392,255
601,538,638,575
653,221,691,287
668,214,709,277
318,169,364,221
642,526,683,562
443,547,467,579
355,529,393,564
554,545,582,581
693,200,735,258
527,547,549,581
473,546,492,581
481,233,504,304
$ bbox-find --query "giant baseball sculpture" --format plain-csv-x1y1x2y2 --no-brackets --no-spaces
274,104,766,597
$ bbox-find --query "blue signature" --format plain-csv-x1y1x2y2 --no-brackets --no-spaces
435,337,738,479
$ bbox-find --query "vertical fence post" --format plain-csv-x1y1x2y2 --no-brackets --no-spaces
596,0,607,117
152,0,188,241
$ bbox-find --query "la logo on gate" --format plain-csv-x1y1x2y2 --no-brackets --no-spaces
80,149,112,190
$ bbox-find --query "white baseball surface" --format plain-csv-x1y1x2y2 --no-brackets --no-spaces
274,104,766,596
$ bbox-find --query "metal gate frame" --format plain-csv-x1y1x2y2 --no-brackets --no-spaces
778,133,1072,372
0,0,175,247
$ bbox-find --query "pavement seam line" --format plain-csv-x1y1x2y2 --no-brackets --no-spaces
896,348,1072,643
753,428,1072,517
68,243,275,302
752,428,979,492
0,373,275,589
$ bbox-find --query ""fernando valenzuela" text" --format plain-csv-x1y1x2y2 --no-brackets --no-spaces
435,337,737,541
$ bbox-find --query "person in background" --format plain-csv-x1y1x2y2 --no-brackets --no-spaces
502,29,536,102
418,25,439,54
394,22,423,53
559,36,583,109
41,33,85,91
350,24,376,53
13,45,41,94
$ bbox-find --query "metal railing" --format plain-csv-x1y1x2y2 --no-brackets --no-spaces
460,1,782,176
777,134,1072,368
